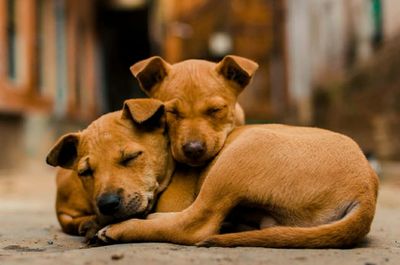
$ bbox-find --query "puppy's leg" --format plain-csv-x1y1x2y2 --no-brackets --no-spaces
197,198,376,248
98,179,239,245
58,213,99,239
146,212,176,220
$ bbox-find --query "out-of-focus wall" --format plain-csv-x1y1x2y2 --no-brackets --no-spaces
383,0,400,40
0,0,99,121
286,0,396,125
286,0,348,124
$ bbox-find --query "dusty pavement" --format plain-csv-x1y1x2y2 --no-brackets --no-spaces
0,162,399,265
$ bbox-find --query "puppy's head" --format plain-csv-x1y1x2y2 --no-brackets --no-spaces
47,99,173,223
131,55,258,166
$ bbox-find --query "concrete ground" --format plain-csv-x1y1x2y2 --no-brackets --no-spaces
0,161,399,265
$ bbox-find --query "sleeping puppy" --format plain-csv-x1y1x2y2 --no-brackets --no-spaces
131,55,258,212
46,99,174,239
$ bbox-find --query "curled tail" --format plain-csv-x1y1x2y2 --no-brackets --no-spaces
197,200,376,248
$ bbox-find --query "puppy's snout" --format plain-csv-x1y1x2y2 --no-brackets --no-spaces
182,141,205,160
97,193,121,216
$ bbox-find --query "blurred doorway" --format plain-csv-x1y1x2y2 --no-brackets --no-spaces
96,1,150,112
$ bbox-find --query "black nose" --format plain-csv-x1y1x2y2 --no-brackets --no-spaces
182,141,205,160
97,193,121,216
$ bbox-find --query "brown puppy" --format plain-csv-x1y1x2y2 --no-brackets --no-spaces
46,99,174,239
131,55,258,213
98,121,379,248
130,55,258,166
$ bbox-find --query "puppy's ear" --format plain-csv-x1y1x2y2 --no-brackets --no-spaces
216,55,259,95
122,98,165,128
46,133,80,169
130,56,171,96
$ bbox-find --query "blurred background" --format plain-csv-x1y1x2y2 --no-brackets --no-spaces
0,0,399,178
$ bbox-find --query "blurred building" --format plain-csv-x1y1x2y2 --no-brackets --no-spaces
293,0,400,159
286,0,400,124
1,0,398,119
0,0,288,122
0,0,153,122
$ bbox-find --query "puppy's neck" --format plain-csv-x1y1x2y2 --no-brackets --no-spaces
156,153,176,194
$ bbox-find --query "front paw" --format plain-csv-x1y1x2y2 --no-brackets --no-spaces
79,219,100,242
97,225,118,244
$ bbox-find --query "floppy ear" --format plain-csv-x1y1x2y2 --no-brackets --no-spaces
130,56,171,96
122,98,165,128
216,55,259,95
46,133,80,169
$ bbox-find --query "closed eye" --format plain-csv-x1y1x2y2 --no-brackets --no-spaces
121,151,143,166
207,107,222,114
206,105,226,116
78,168,93,177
